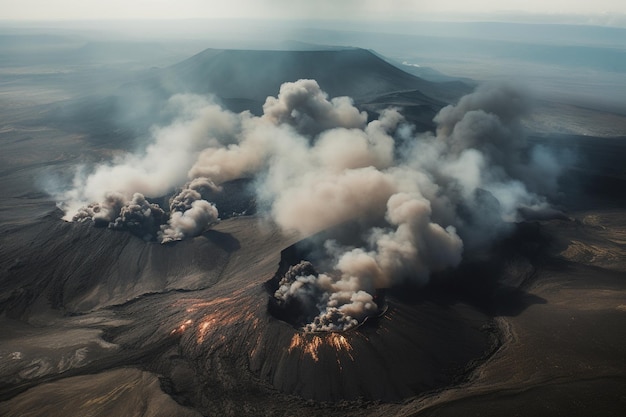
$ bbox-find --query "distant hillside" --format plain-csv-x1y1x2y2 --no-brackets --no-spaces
50,48,470,142
164,48,457,104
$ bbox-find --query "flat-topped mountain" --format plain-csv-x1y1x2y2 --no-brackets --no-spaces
165,47,460,104
49,47,468,144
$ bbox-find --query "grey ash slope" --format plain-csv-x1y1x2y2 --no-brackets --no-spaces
0,213,495,411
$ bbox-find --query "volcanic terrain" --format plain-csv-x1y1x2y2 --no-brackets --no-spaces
0,46,625,417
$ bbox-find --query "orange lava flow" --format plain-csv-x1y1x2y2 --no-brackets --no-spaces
171,319,193,335
288,333,354,362
170,297,262,346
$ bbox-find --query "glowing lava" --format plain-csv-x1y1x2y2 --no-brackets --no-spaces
288,333,354,362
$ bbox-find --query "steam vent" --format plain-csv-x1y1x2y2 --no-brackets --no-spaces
267,234,389,331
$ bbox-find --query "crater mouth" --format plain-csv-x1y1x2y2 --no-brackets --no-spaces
265,227,389,332
267,270,389,332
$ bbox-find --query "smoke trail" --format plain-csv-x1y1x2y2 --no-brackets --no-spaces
56,80,566,329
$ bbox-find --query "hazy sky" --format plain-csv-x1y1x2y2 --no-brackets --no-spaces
2,0,625,21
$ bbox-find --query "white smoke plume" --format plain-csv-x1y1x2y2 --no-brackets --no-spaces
159,199,219,244
169,177,219,211
157,177,221,243
262,78,368,135
57,79,566,330
59,95,241,220
72,192,166,241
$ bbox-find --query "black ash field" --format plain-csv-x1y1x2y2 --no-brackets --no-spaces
0,23,625,417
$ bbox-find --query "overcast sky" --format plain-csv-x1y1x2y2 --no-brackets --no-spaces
1,0,625,21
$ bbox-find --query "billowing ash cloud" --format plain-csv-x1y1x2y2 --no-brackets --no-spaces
73,192,166,241
159,199,218,244
59,95,241,220
262,78,368,135
158,177,221,243
169,177,221,214
56,79,567,330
